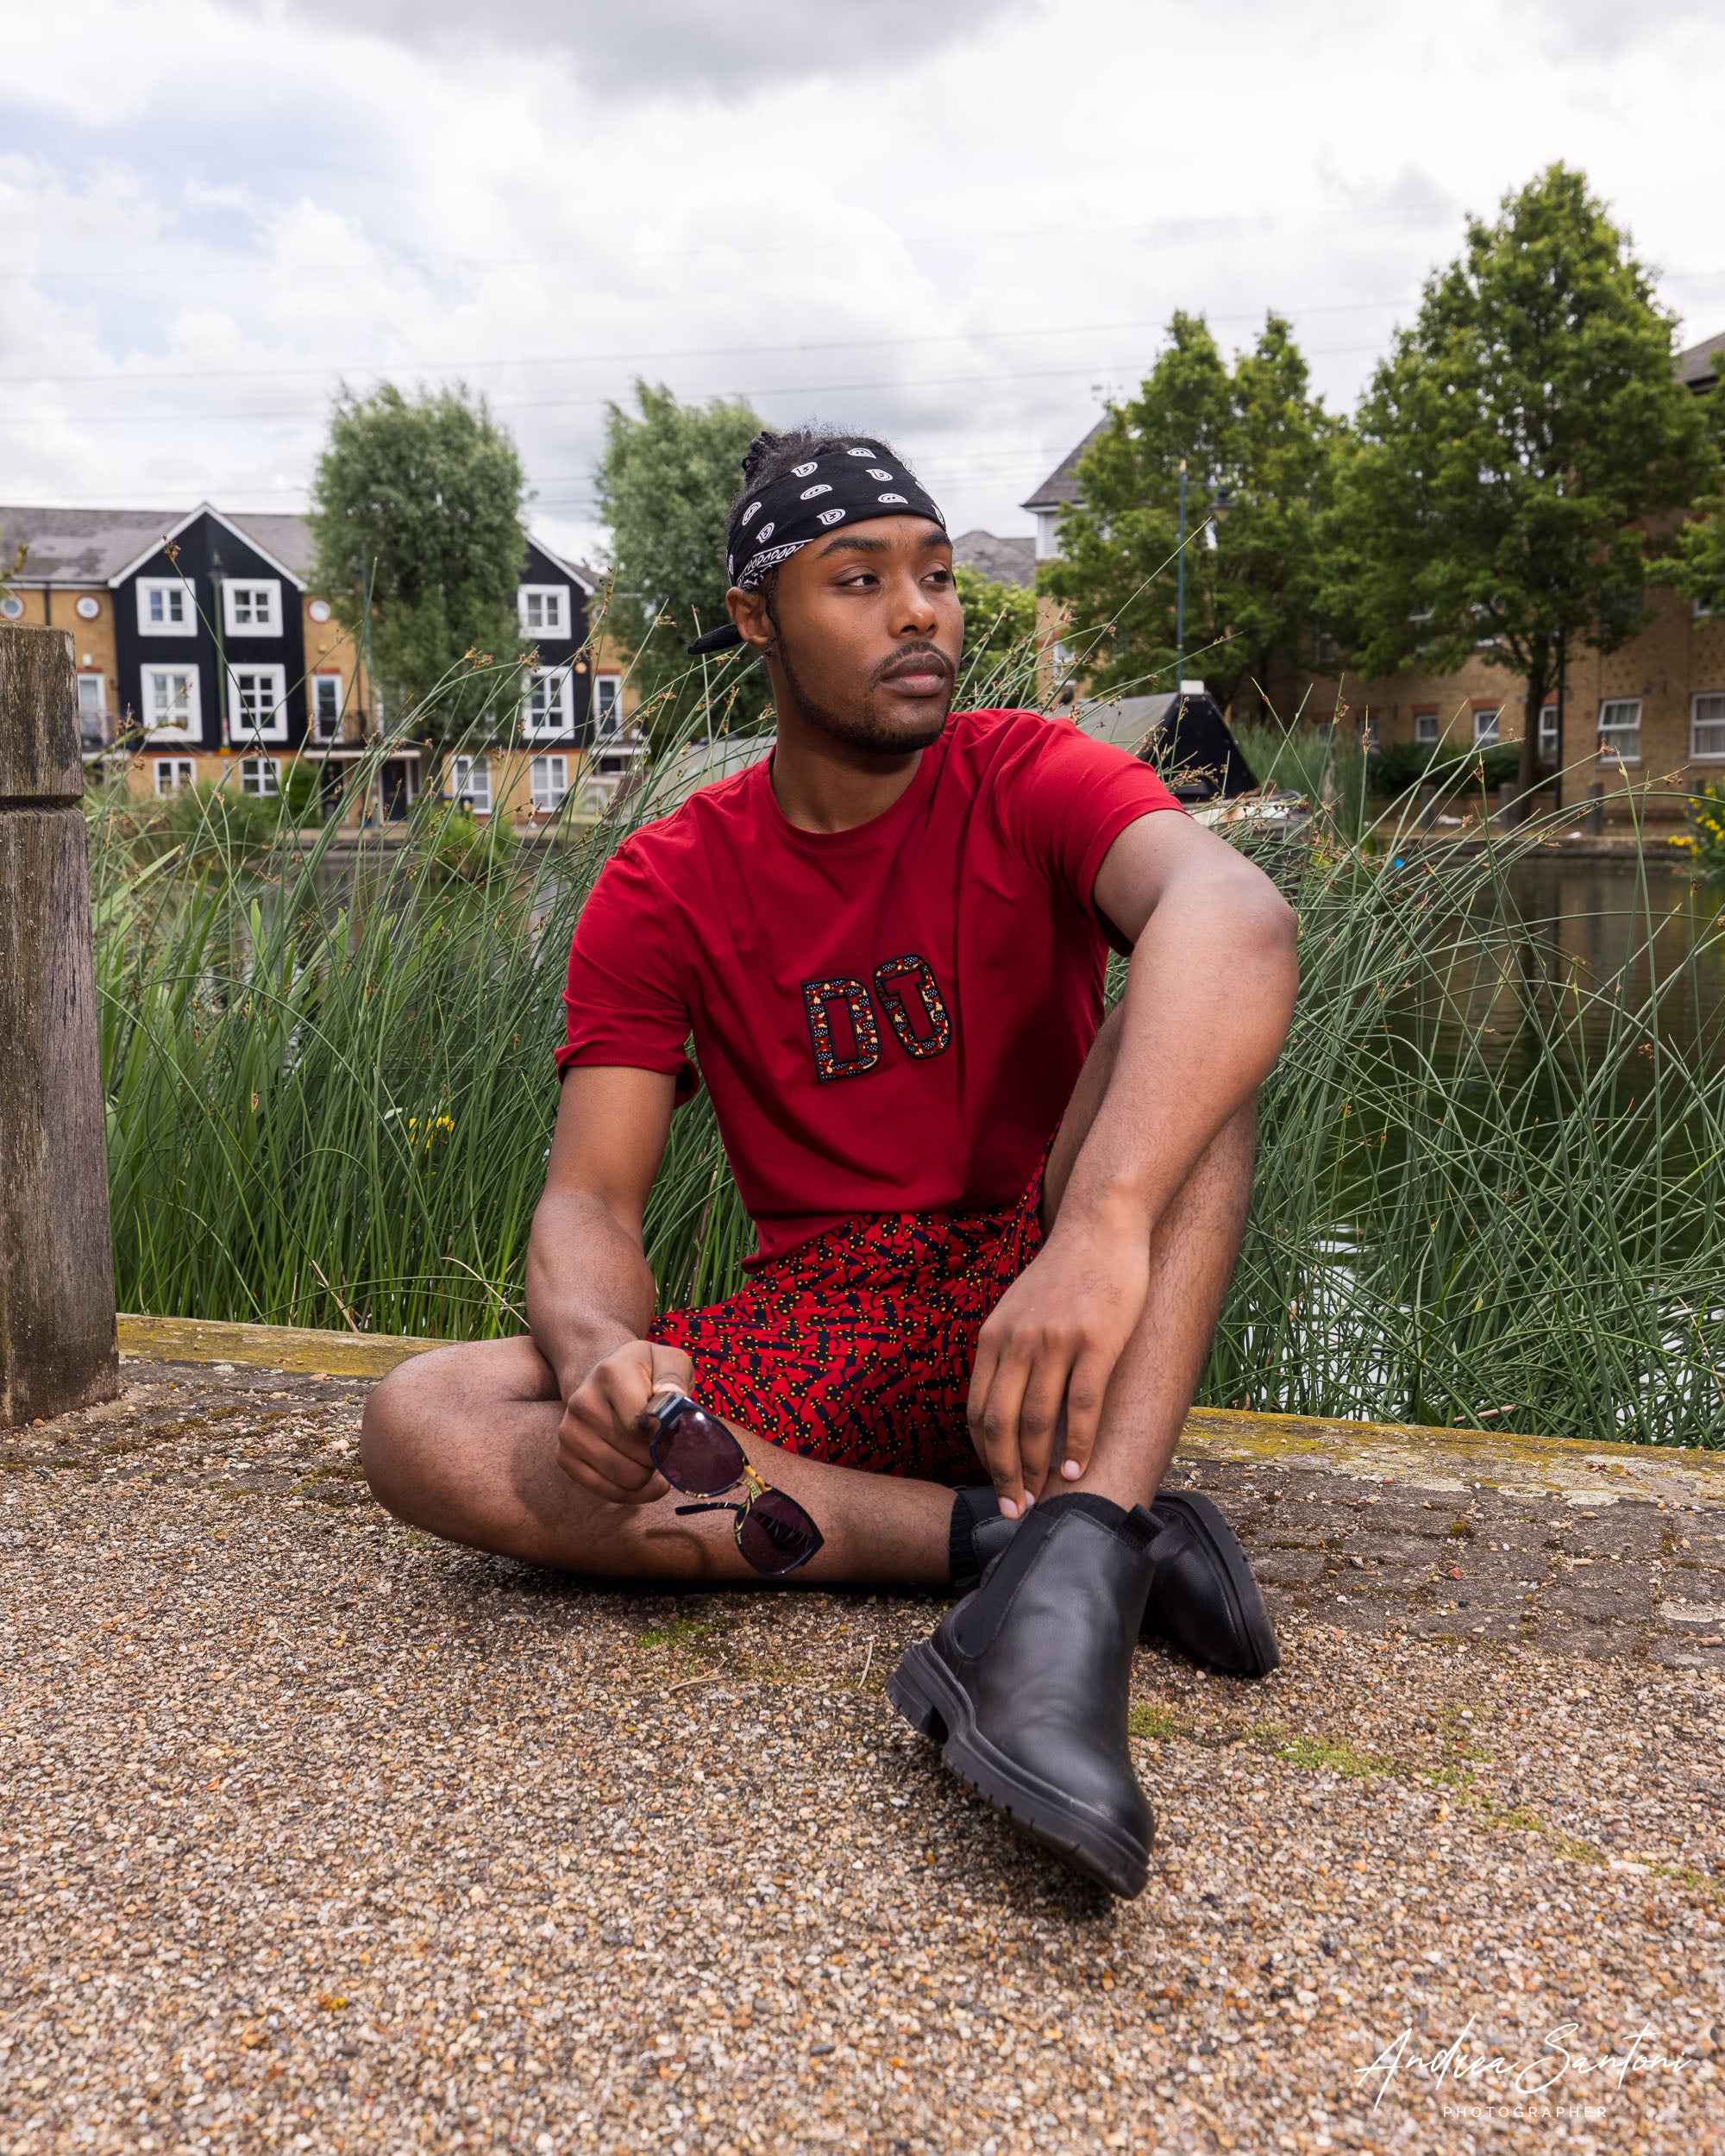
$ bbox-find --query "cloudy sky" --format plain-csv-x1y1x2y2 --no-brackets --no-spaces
4,0,1724,566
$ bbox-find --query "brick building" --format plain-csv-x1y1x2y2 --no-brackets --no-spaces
1020,333,1725,818
0,504,643,824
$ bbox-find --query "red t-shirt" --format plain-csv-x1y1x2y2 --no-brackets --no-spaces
558,706,1181,1269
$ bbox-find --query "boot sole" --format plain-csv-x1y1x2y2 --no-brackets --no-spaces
886,1641,1153,1899
1153,1489,1283,1677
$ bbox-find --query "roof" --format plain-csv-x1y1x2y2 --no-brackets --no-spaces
1020,419,1110,515
1678,330,1725,391
950,530,1037,588
0,505,184,586
0,502,596,595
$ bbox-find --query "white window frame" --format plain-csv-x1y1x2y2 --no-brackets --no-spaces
1598,697,1642,766
593,672,624,736
1539,702,1559,759
227,662,290,744
530,754,569,814
140,663,201,743
240,755,279,798
1472,707,1501,746
452,755,492,814
1413,711,1439,747
136,576,196,636
1690,693,1725,761
309,673,345,742
222,578,282,637
76,673,107,718
523,665,575,740
153,756,195,797
518,584,571,638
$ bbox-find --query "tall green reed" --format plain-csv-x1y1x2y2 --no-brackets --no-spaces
92,636,1725,1447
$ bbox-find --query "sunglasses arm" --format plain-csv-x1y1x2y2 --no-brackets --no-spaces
673,1501,741,1519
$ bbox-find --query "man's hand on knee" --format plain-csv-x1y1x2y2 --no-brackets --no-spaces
556,1339,694,1506
966,1225,1149,1516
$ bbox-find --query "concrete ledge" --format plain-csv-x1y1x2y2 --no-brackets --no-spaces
117,1313,1725,1508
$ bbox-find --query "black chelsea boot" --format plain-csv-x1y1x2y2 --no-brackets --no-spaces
889,1492,1157,1899
952,1482,1280,1678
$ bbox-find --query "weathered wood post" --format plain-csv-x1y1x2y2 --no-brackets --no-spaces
0,623,120,1426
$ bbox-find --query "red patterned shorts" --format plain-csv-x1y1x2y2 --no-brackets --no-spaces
649,1156,1050,1483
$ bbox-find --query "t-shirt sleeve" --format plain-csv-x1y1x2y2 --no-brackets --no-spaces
994,711,1185,938
556,840,700,1103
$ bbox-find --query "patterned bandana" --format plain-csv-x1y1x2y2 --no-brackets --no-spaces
687,443,947,654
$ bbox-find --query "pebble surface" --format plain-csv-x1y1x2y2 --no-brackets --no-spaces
2,1361,1721,2153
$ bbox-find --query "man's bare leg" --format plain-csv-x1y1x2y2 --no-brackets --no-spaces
361,1336,954,1586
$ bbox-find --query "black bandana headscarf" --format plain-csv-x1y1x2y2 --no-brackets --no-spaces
687,442,947,654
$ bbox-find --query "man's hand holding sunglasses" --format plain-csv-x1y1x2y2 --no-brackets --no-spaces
555,1338,695,1505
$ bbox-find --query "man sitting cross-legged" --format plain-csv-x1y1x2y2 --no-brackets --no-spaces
362,426,1299,1899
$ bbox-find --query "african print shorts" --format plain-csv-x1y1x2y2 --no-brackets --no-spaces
648,1153,1050,1483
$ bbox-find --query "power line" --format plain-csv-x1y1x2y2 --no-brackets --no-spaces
0,299,1416,391
2,343,1392,428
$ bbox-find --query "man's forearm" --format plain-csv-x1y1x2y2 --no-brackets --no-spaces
525,1191,659,1395
1059,872,1297,1242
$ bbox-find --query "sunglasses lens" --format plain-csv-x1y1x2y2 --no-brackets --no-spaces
649,1402,745,1495
737,1489,824,1576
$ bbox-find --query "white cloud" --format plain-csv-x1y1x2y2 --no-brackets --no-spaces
217,0,1038,94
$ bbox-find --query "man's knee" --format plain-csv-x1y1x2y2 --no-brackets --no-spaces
360,1356,438,1512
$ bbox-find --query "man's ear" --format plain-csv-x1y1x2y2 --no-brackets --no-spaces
726,585,775,655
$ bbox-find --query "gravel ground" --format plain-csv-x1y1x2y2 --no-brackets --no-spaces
2,1358,1721,2153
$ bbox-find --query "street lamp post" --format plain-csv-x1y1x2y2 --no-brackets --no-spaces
1173,458,1188,716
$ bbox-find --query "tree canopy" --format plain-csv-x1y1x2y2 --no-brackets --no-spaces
1325,162,1714,796
1037,313,1336,711
307,383,530,743
954,561,1040,708
595,382,769,744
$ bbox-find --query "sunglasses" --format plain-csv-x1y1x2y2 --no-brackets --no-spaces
639,1388,825,1577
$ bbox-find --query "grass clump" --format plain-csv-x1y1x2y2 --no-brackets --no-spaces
89,614,1725,1451
1250,1724,1396,1777
1127,1703,1179,1742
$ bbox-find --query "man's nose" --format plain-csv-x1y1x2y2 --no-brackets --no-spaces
888,571,940,636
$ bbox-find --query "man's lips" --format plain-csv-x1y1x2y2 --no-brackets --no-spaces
879,653,953,693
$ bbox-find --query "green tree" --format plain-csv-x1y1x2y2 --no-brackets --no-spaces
1326,163,1715,799
954,561,1039,705
308,383,530,745
595,381,768,746
1038,313,1336,711
1651,379,1725,613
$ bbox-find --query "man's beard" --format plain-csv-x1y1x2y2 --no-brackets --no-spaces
775,636,954,755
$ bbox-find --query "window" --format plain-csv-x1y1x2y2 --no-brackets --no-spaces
241,756,279,798
141,664,201,740
1598,697,1642,765
1414,711,1439,747
227,663,288,743
77,674,107,749
154,757,195,797
530,755,568,814
594,673,623,736
75,595,100,621
518,585,571,638
137,577,195,636
1539,703,1559,760
453,755,492,813
1691,693,1725,761
0,594,23,621
1314,630,1339,666
309,674,344,742
222,579,282,636
1472,707,1501,746
524,666,574,738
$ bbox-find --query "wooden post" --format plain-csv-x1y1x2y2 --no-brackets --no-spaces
0,624,120,1426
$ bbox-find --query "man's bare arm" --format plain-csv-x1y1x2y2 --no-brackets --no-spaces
526,1065,693,1505
968,811,1299,1510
